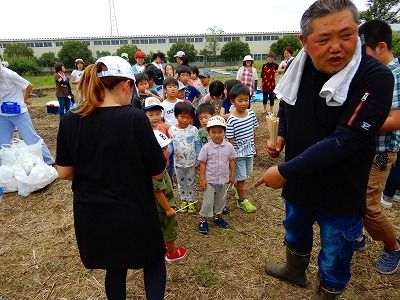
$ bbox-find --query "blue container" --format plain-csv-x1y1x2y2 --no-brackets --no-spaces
0,187,3,203
1,102,21,114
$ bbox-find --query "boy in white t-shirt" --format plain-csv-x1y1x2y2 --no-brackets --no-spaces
161,77,183,126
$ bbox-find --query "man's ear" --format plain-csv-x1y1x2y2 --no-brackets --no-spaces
300,35,307,52
376,41,388,54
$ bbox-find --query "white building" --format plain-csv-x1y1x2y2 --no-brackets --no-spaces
0,31,300,61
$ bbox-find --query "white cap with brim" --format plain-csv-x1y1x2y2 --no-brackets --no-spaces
174,51,186,58
242,55,254,62
143,97,164,111
206,115,227,128
154,130,171,148
96,56,135,81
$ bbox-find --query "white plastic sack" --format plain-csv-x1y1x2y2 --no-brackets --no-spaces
14,154,58,197
0,165,18,192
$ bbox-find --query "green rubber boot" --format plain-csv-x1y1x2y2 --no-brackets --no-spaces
265,245,310,287
311,273,342,300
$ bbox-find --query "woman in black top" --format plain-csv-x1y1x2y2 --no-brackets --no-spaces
56,56,166,300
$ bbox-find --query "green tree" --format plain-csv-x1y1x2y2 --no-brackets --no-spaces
57,41,93,69
4,43,34,58
360,0,399,23
96,50,111,58
116,45,140,64
393,32,400,57
220,41,251,62
204,26,224,66
38,52,57,71
199,48,213,65
270,35,302,58
7,56,40,75
167,42,197,63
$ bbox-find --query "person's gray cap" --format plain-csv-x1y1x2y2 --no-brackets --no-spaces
199,70,211,77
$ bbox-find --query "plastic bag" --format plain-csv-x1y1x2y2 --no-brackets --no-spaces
0,165,18,192
14,154,58,197
0,139,56,196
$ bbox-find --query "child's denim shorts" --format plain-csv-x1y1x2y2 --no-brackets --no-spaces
235,156,254,181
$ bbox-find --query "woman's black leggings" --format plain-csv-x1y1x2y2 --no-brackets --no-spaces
105,258,166,300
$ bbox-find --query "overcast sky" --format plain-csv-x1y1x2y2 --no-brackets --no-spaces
1,0,368,39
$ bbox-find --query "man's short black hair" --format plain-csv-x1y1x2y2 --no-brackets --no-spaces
359,20,392,51
209,80,225,98
174,101,194,118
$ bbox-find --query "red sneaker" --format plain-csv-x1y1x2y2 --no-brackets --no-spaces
165,247,187,263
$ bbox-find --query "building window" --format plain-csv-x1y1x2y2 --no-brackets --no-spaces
111,40,120,45
34,42,44,47
119,40,128,45
81,40,90,46
102,40,111,45
169,38,177,43
43,42,52,47
272,35,279,40
55,41,64,47
195,37,203,43
177,38,185,42
223,37,231,42
25,42,35,47
186,38,194,43
245,36,253,41
140,39,148,44
132,39,140,44
157,39,165,44
149,38,157,44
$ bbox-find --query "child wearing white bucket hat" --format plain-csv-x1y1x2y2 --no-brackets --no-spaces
153,130,187,263
197,116,236,234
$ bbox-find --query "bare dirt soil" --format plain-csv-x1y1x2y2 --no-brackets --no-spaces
0,92,399,299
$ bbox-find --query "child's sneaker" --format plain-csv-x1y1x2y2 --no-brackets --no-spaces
214,216,229,229
381,194,393,209
198,220,209,234
354,234,367,251
179,201,188,213
237,199,256,213
374,243,400,274
165,247,187,263
188,202,196,214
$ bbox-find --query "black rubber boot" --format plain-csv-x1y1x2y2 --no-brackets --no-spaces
311,273,343,300
265,245,310,287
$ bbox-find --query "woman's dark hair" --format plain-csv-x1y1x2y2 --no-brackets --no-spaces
283,47,294,56
152,52,166,62
75,63,133,117
177,65,191,76
228,84,250,102
177,55,189,66
197,103,215,116
135,73,149,86
174,101,194,118
224,79,242,95
163,76,179,88
209,80,225,98
190,66,199,76
54,63,64,73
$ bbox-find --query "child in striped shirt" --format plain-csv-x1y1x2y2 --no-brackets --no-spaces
226,85,259,213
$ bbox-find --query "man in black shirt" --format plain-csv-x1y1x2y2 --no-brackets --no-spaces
254,0,394,299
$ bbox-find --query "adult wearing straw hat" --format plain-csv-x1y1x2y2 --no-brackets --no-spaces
236,54,258,97
254,0,394,298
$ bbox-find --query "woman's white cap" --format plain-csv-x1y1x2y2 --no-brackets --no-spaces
242,55,254,62
174,51,186,58
96,56,135,80
153,130,171,148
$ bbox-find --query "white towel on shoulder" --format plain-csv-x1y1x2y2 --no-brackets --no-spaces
274,37,362,106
